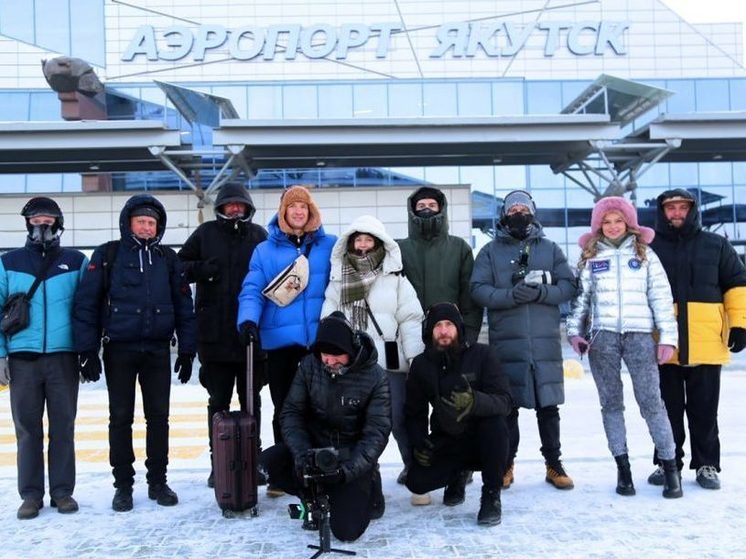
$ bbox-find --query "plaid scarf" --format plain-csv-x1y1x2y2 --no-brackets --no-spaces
340,245,385,331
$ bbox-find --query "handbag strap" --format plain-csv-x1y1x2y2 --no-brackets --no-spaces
26,251,58,300
364,300,384,337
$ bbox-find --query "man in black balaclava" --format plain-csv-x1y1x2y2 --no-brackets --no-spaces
178,181,268,488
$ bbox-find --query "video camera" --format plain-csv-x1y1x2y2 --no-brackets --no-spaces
303,447,340,480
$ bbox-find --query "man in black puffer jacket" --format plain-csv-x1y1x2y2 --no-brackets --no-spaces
177,182,268,488
260,311,391,542
405,303,512,526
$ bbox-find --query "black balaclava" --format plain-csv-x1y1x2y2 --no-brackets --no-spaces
22,196,64,250
500,190,536,240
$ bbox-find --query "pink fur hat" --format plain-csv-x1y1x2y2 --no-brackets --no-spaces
578,196,654,248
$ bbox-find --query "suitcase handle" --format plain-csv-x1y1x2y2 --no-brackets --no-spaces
246,341,254,417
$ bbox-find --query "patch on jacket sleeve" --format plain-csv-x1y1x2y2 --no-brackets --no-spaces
590,259,611,274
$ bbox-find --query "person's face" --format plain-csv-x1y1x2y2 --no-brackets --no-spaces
601,211,627,241
506,204,531,216
285,201,309,231
321,352,350,370
130,216,158,239
415,198,439,213
28,215,56,226
432,320,458,349
663,201,692,228
353,234,376,255
221,202,247,219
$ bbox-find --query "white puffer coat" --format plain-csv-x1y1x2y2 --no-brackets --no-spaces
566,235,678,347
322,215,425,372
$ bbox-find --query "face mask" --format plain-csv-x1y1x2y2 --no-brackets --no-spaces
29,223,59,247
503,213,534,239
415,208,438,219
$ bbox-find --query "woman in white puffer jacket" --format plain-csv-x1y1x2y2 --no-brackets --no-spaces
566,196,681,500
322,215,425,496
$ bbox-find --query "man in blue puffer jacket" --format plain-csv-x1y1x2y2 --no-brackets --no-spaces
73,194,196,513
237,186,335,496
0,197,87,520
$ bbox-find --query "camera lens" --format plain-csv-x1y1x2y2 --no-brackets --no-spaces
314,448,339,472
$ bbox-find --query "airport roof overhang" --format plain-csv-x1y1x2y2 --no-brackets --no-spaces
212,115,621,169
0,120,191,173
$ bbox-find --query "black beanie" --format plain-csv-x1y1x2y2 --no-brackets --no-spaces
130,205,160,221
411,187,443,210
423,302,465,344
313,312,356,357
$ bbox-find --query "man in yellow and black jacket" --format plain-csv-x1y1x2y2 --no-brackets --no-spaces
648,188,746,491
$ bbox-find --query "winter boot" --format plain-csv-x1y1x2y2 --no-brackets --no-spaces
148,483,179,506
696,465,721,490
17,498,43,520
369,466,386,520
50,495,79,513
477,487,502,526
443,470,469,506
614,454,635,496
545,461,574,490
647,464,665,486
502,463,514,489
661,459,683,499
112,487,133,512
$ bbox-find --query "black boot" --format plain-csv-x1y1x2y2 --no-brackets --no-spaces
614,454,635,496
661,459,683,499
477,487,501,526
443,470,469,506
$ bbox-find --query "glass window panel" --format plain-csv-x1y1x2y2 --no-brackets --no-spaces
494,165,526,189
526,82,562,114
695,80,729,112
388,83,422,117
0,92,30,120
248,86,283,119
457,83,491,117
423,83,457,117
26,173,63,193
669,162,698,187
528,165,564,188
388,166,425,181
318,84,352,118
635,161,669,188
35,0,70,54
70,0,105,66
352,84,386,117
733,162,746,185
0,175,27,194
561,81,591,107
729,79,746,110
62,173,82,192
29,92,60,120
699,162,732,186
458,166,493,192
664,80,695,113
492,81,524,115
0,1,35,43
424,166,459,183
283,85,317,119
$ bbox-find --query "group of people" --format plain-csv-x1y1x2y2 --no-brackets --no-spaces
1,184,743,542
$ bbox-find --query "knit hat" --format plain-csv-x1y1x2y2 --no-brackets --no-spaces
659,189,695,207
422,302,465,345
411,187,444,210
578,196,654,248
277,185,322,234
313,311,357,357
130,205,161,221
501,190,536,217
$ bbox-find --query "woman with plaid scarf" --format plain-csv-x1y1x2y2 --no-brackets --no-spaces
322,215,427,504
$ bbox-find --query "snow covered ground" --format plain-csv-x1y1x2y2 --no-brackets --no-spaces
1,352,745,559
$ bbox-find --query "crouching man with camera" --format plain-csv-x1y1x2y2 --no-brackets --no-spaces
259,311,391,542
405,303,513,526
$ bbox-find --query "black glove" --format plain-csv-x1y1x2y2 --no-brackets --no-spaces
512,282,541,304
174,353,195,383
413,437,436,468
199,257,221,282
728,327,746,353
79,351,102,383
440,381,475,423
314,468,346,485
238,321,260,347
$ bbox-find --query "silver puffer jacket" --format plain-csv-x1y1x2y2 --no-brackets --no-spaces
566,236,678,346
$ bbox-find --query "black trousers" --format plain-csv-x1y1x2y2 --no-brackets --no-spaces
266,345,309,445
259,443,380,542
507,405,562,466
655,364,721,471
405,415,509,493
200,360,265,455
103,344,171,488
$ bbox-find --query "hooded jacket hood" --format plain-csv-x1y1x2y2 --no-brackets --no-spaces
119,194,167,243
406,186,449,241
329,215,402,279
655,188,701,239
214,182,256,222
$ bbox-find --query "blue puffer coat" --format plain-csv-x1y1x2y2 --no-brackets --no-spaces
237,215,336,351
0,243,87,357
73,194,196,354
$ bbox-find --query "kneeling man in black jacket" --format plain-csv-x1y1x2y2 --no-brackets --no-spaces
260,311,391,542
405,302,512,526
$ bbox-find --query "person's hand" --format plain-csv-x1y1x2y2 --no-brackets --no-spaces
174,353,195,383
201,257,221,282
728,327,746,353
656,344,675,365
413,438,436,468
314,469,346,485
569,336,589,356
512,282,541,304
238,321,260,347
79,351,102,383
440,381,475,422
0,357,9,386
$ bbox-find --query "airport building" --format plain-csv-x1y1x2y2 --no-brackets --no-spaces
1,0,746,260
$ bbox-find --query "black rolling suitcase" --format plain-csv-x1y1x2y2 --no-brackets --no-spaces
211,342,259,517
